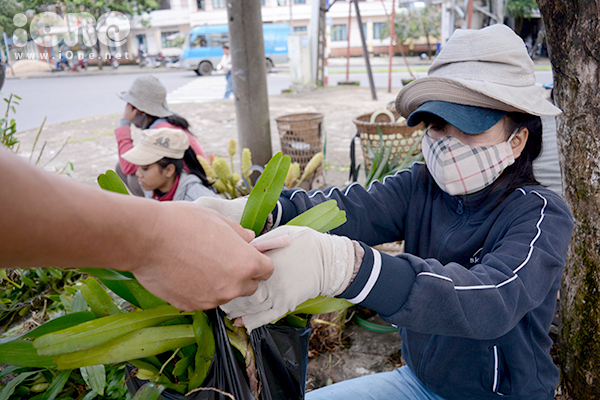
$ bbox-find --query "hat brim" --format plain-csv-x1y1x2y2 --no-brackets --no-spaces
396,77,562,118
121,146,164,166
117,91,174,118
407,101,507,135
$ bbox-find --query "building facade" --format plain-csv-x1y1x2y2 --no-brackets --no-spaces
131,0,436,60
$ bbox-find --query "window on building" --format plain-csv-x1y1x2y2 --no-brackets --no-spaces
159,0,170,9
197,0,204,10
261,0,265,5
373,22,387,40
294,0,306,3
161,31,181,48
212,0,225,9
277,0,286,5
331,24,347,41
293,26,307,32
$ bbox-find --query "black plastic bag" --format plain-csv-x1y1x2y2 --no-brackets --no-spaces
250,318,311,400
126,308,311,400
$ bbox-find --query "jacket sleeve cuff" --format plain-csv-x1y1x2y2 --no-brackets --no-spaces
271,194,299,228
119,119,133,127
337,242,416,317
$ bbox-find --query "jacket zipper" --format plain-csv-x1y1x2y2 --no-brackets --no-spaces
492,345,500,394
418,335,436,380
436,198,467,259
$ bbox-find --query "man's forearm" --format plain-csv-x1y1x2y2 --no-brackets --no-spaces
0,148,154,271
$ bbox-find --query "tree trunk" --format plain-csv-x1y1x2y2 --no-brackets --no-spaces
226,0,272,171
537,1,600,398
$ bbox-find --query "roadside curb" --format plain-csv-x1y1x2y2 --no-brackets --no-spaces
5,55,551,80
5,65,176,80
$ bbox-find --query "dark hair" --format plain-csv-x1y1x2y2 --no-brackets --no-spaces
138,112,191,131
487,112,543,200
157,148,214,189
165,115,190,131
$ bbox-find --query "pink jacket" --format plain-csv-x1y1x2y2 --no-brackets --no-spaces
115,121,207,175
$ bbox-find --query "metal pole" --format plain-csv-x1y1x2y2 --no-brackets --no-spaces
345,0,351,81
387,0,396,93
466,0,474,28
226,0,273,170
353,0,377,100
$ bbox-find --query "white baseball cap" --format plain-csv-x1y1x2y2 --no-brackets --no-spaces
121,128,189,166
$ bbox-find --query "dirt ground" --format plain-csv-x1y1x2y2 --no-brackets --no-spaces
14,85,398,190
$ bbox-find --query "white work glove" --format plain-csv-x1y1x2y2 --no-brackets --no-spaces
220,225,356,331
193,196,248,224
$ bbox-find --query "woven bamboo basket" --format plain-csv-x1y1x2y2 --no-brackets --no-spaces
275,112,324,173
353,110,425,171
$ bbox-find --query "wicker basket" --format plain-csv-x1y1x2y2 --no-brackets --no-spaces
275,112,324,173
353,110,425,171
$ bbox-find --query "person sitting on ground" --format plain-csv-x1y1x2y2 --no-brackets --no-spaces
199,24,574,400
121,128,218,202
115,75,207,196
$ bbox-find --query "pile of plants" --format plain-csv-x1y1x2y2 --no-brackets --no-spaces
0,151,351,400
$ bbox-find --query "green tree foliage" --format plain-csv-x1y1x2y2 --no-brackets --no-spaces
383,6,441,58
506,0,539,36
506,0,538,19
0,0,24,36
19,0,158,68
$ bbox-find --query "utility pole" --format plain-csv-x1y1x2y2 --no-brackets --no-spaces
387,0,396,93
353,0,377,100
226,0,273,170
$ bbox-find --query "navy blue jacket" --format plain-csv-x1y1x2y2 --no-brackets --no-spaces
274,163,573,400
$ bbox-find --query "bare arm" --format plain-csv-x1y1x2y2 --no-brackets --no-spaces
0,148,274,311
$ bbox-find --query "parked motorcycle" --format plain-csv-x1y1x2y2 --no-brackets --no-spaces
55,56,70,71
104,53,120,69
165,55,180,69
137,49,150,68
71,58,88,71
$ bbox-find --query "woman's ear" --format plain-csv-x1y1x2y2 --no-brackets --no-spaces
164,163,176,179
511,128,529,159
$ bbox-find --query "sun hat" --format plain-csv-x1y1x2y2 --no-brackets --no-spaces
395,24,561,118
118,75,173,118
407,101,508,134
121,128,189,166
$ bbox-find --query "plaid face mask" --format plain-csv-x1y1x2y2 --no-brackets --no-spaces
422,131,517,196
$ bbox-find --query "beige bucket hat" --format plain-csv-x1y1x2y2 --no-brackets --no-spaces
118,75,173,118
121,128,189,166
395,24,561,118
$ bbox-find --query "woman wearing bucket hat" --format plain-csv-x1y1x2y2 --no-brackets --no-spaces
115,75,207,196
121,128,219,202
205,25,574,400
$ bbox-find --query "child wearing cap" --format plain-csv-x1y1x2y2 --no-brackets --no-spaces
202,25,574,400
121,128,219,202
115,75,208,196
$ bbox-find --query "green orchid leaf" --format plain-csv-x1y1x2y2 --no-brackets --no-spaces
80,365,106,396
97,170,129,195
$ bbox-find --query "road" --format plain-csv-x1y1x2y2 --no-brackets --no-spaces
3,68,292,132
4,62,554,133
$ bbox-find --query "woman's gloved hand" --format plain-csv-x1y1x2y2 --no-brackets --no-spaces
194,196,248,224
220,225,356,331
